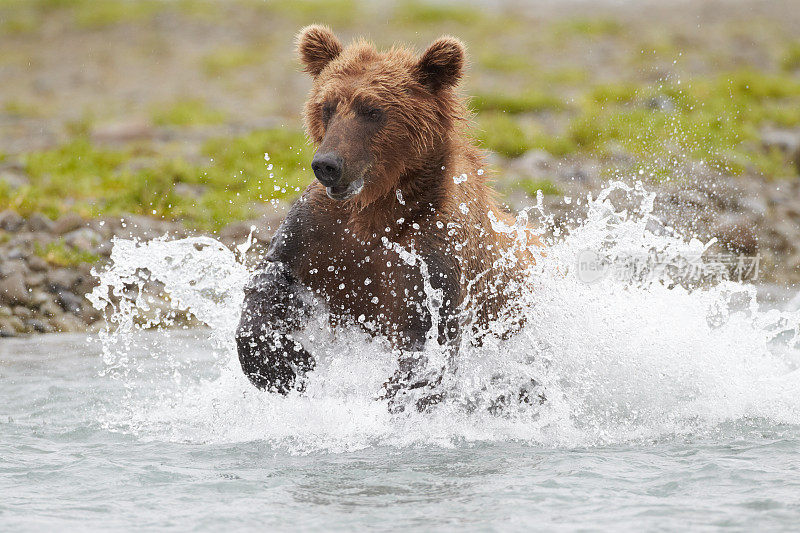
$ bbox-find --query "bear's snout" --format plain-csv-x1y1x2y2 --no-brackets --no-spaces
311,152,343,187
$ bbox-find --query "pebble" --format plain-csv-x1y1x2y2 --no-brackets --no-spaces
2,166,800,337
64,228,102,252
25,318,52,333
57,289,84,314
46,268,79,290
51,313,85,333
0,210,24,232
0,273,30,305
53,213,85,235
27,213,55,232
28,255,49,272
712,215,759,255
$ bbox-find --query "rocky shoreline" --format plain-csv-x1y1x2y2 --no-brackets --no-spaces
2,154,798,337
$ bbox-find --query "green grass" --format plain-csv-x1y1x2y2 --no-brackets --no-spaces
3,100,44,118
201,46,265,77
476,113,531,158
394,1,482,26
72,0,163,28
1,8,39,34
34,239,101,267
260,0,359,27
551,17,625,39
2,128,313,230
564,71,800,176
516,178,561,197
472,70,800,179
471,91,564,114
150,99,226,127
782,42,800,72
588,82,641,105
476,50,535,74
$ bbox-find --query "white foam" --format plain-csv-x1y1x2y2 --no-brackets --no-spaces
90,182,800,454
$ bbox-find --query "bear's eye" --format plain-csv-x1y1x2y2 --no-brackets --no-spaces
322,102,336,124
362,108,383,123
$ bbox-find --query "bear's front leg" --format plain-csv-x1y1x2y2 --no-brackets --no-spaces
381,250,462,413
236,261,316,393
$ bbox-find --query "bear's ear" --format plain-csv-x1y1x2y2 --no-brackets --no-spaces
296,25,343,77
415,36,465,92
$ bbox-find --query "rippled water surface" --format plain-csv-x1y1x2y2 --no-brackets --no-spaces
4,183,800,530
2,332,800,530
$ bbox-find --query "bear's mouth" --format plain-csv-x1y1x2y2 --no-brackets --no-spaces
326,177,364,201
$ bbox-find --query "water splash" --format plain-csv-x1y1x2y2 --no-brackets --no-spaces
89,183,800,454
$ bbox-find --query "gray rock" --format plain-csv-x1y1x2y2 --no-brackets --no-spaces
0,167,29,190
0,272,30,305
73,263,97,297
0,305,11,317
64,227,102,251
508,150,555,178
46,268,79,290
6,315,25,333
26,272,46,287
556,162,599,184
53,213,85,235
174,183,207,199
5,247,30,260
0,210,24,232
25,318,52,333
56,289,83,314
88,218,115,239
95,240,113,256
27,255,49,272
27,213,55,233
0,260,29,280
29,289,49,306
761,127,800,155
712,215,759,255
12,305,33,319
735,196,768,218
219,219,274,244
39,301,61,317
51,313,86,333
670,189,713,209
91,120,153,144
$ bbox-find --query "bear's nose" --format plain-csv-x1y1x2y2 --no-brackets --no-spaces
311,153,343,187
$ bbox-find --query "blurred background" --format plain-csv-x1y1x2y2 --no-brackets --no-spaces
0,0,799,335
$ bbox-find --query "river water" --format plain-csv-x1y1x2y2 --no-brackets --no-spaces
2,183,800,530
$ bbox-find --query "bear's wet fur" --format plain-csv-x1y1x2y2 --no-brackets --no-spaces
236,26,539,411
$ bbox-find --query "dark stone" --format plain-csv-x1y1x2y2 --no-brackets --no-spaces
25,318,51,333
713,216,759,255
0,210,24,232
46,268,79,290
0,272,30,305
56,289,84,314
27,255,49,272
64,228,102,251
27,213,55,233
53,213,85,235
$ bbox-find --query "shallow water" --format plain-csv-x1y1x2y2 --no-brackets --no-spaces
2,331,799,531
4,183,800,530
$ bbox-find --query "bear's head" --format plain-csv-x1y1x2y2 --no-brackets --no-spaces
297,25,467,207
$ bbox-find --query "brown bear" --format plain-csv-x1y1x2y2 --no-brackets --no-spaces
236,25,539,411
